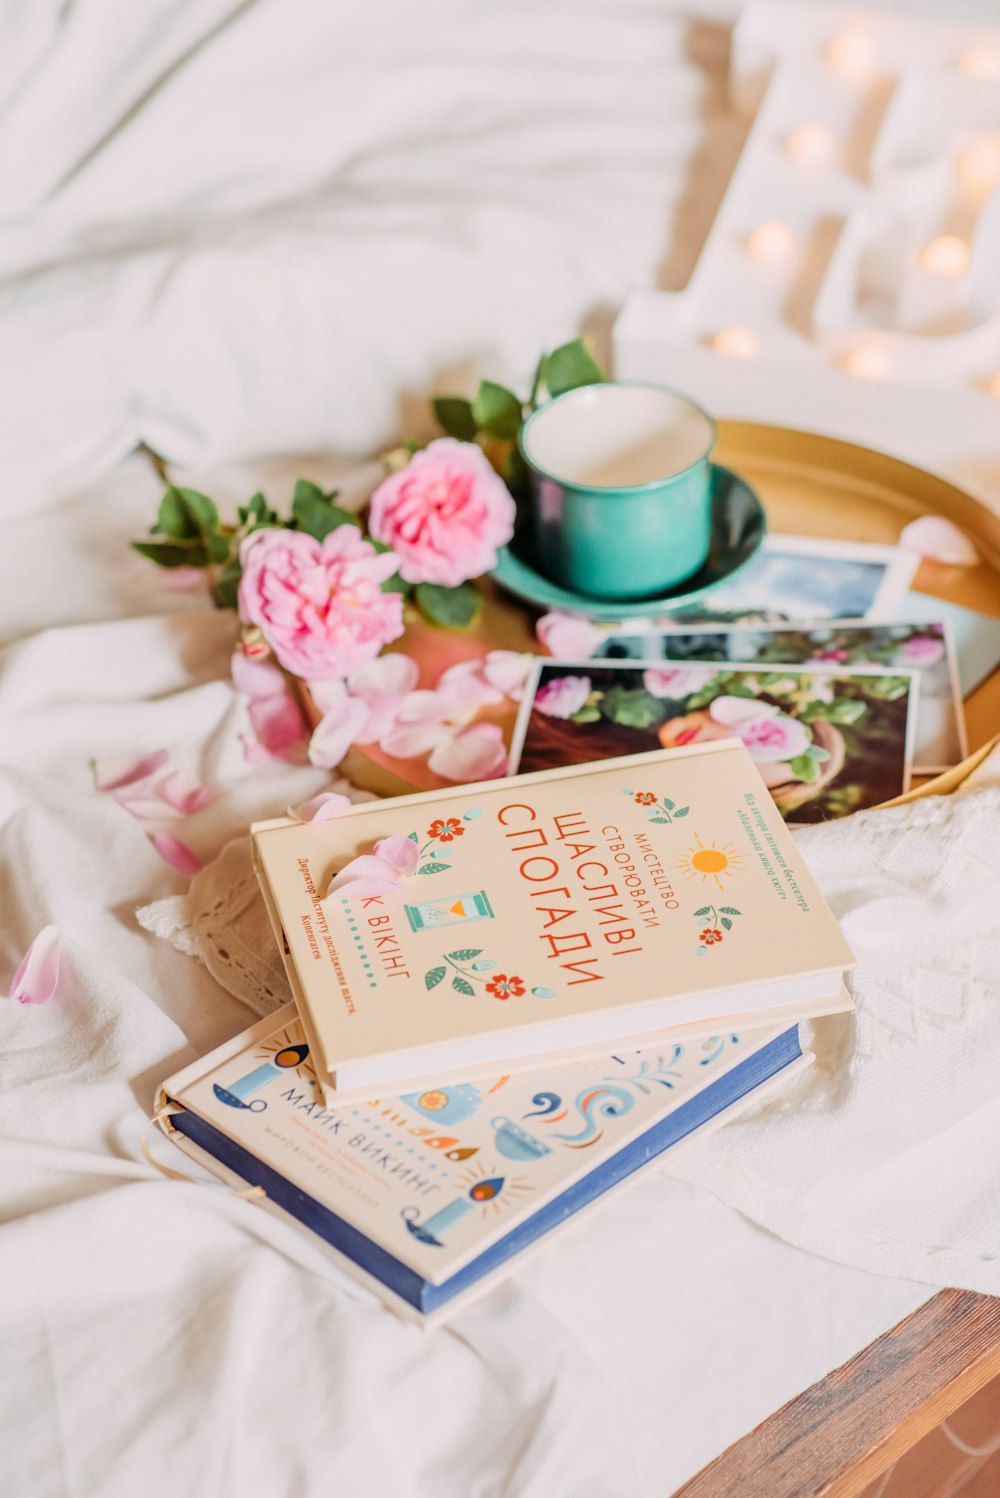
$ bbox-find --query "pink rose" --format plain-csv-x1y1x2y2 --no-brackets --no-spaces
709,696,809,763
901,634,945,666
368,438,516,586
536,612,602,659
534,674,592,719
238,527,404,681
643,665,712,698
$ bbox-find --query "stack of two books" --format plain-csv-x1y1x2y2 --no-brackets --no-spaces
156,743,854,1323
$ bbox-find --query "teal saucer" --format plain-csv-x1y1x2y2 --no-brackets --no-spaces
491,464,766,620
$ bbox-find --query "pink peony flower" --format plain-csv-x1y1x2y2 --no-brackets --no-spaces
534,675,592,719
709,696,809,763
238,527,404,681
535,612,603,660
367,438,516,586
643,665,713,698
901,634,945,666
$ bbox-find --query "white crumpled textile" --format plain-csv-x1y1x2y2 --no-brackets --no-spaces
141,756,1000,1297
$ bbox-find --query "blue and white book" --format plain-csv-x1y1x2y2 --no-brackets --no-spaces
156,1002,812,1324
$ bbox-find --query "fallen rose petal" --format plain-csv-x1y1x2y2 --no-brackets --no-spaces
483,650,534,701
151,833,203,876
348,653,420,700
159,769,213,817
326,854,403,898
373,835,420,875
899,515,978,566
248,693,309,764
429,723,508,782
308,696,371,769
308,677,350,716
231,652,287,700
115,795,181,822
7,925,61,1005
93,749,170,793
379,719,451,759
290,791,354,824
536,612,603,659
436,660,505,712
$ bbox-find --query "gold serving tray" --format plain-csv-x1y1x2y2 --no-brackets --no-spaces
341,421,1000,795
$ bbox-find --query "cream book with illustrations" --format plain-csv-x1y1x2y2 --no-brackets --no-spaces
156,1003,811,1324
251,742,854,1098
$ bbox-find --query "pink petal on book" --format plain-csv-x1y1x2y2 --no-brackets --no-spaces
326,854,402,898
159,769,213,816
535,611,602,659
429,723,507,782
93,749,170,793
373,835,420,875
151,832,203,876
899,515,978,566
307,696,371,769
291,791,353,824
231,652,287,700
7,925,61,1005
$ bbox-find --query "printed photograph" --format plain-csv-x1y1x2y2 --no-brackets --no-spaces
664,535,919,625
512,660,917,824
596,619,964,772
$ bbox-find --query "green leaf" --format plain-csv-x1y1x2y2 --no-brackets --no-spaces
132,539,209,569
649,815,670,824
673,806,689,818
214,557,243,610
381,572,411,596
447,949,482,961
432,396,478,441
418,862,451,875
408,831,419,842
425,967,447,991
156,486,198,540
721,917,733,931
788,753,821,783
472,380,522,439
805,744,831,762
568,704,601,723
662,798,675,810
694,906,712,918
291,483,360,542
414,582,481,631
174,487,220,536
452,975,475,996
719,906,741,916
597,685,664,729
542,337,605,398
237,491,279,530
207,532,232,564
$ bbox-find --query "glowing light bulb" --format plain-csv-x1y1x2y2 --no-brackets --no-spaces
746,220,797,266
786,122,837,169
957,136,1000,190
712,325,759,360
959,47,1000,79
844,344,891,381
826,29,876,79
919,235,970,278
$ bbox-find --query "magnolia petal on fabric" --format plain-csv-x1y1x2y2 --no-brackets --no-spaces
900,515,978,566
483,650,533,701
93,748,170,793
307,696,371,769
326,854,403,898
290,791,354,824
231,651,287,700
158,769,213,816
6,925,61,1005
152,833,204,876
429,723,508,782
535,611,603,659
373,835,420,875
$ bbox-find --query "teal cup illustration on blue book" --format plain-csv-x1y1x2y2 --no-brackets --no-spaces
519,381,716,601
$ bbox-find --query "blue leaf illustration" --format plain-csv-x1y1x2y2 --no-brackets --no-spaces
472,960,496,971
531,986,556,998
462,807,483,821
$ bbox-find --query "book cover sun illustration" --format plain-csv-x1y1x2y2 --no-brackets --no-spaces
252,744,853,1097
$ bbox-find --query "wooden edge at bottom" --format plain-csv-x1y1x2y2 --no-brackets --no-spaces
674,1289,1000,1498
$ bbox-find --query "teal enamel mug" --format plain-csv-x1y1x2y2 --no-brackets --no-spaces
518,381,716,600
